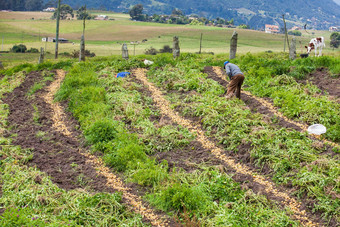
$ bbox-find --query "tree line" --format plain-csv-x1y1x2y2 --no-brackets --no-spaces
0,0,44,11
129,4,235,27
0,0,94,21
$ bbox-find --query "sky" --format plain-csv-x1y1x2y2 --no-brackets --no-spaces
333,0,340,5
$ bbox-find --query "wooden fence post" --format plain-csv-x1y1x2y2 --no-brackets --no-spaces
38,47,44,64
79,35,85,62
54,0,61,59
282,14,290,52
199,33,203,54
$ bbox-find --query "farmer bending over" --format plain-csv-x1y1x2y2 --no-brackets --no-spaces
224,61,245,99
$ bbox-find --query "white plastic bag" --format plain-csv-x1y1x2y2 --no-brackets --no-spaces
307,124,326,135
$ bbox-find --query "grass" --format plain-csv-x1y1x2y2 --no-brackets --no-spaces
1,36,339,225
53,58,300,225
0,64,147,226
143,53,340,222
1,11,339,68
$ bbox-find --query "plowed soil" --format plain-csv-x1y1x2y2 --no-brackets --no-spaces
299,67,340,103
204,66,304,132
131,68,331,226
129,73,285,205
204,66,338,154
3,69,335,226
3,71,114,192
2,70,172,226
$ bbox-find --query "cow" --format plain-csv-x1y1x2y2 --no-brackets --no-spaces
305,37,325,57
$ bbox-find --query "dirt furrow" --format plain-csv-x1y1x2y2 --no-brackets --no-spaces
47,70,170,227
299,67,340,103
210,66,339,149
133,68,318,226
129,71,301,217
0,72,25,135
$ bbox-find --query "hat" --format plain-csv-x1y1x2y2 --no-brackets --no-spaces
223,61,229,68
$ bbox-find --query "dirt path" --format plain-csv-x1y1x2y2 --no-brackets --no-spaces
206,66,339,149
3,70,170,226
132,68,321,226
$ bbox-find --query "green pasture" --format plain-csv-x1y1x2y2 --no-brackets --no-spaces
0,11,338,67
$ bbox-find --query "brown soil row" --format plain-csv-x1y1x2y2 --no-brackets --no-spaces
2,70,170,226
127,73,291,213
300,67,340,103
125,74,223,172
208,66,339,149
132,68,320,226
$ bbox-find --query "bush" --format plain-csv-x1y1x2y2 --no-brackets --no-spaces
71,50,96,58
61,52,71,56
11,44,27,53
144,47,158,55
86,119,118,144
330,39,339,49
330,32,340,49
27,48,39,53
237,24,249,29
104,141,147,171
151,182,211,212
288,30,302,36
159,45,172,53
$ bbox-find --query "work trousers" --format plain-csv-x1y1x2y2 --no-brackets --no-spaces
226,74,245,99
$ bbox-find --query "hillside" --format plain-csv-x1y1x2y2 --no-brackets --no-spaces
44,0,340,29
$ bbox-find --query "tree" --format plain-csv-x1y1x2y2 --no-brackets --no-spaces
25,0,43,11
12,0,26,11
11,44,27,53
172,9,183,16
129,4,144,21
330,32,340,41
0,0,11,10
330,32,340,49
52,4,74,20
238,24,249,29
288,30,302,36
76,6,93,20
152,14,161,22
44,0,56,8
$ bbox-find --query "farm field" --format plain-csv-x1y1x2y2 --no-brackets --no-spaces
0,11,339,68
0,51,339,226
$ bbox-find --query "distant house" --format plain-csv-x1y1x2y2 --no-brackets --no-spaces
94,15,108,20
329,26,338,32
291,26,301,30
43,7,56,12
42,37,69,43
265,24,279,33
